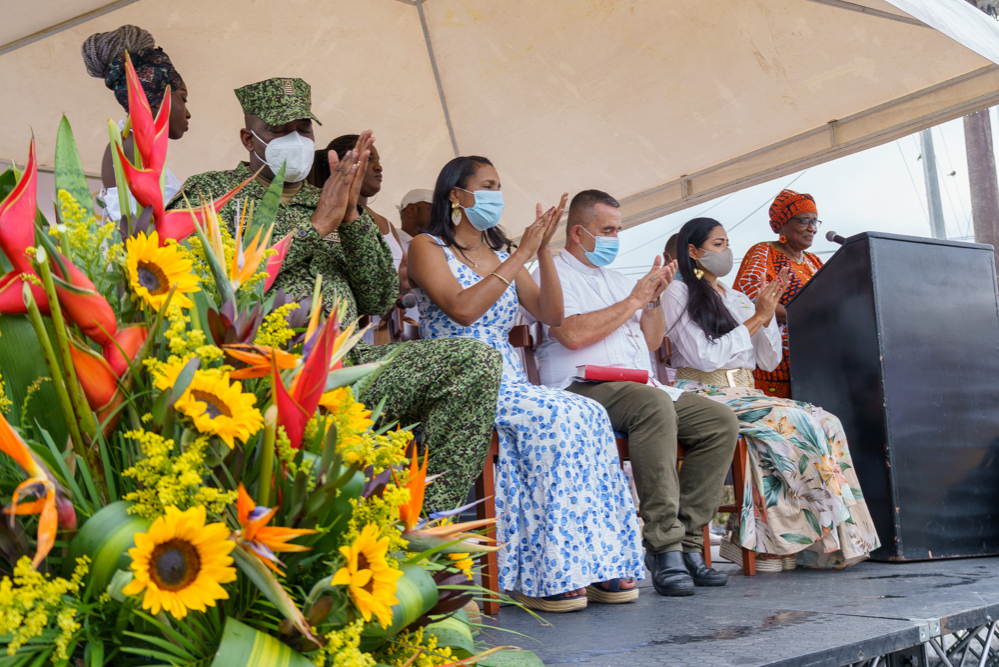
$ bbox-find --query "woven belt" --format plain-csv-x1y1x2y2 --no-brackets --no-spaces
675,367,755,388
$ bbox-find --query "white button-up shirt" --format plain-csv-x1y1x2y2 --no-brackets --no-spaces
529,251,682,400
663,279,782,373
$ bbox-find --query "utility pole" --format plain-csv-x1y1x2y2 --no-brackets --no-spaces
962,1,999,270
964,109,999,266
920,129,947,239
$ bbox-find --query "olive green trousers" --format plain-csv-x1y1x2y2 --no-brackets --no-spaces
567,382,739,554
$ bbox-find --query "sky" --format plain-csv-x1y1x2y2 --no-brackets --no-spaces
607,109,996,280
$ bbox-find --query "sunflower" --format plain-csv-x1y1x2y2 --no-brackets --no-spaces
122,505,236,619
153,364,263,448
126,230,199,310
332,523,403,628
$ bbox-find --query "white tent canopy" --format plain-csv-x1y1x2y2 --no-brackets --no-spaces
3,0,999,245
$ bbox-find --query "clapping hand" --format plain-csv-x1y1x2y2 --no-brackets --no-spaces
630,256,673,306
310,130,374,237
519,193,568,259
755,267,790,321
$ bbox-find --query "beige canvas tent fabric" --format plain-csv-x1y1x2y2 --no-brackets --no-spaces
2,0,999,244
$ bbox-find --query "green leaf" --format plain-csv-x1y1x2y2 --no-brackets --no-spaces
361,564,438,640
209,617,314,667
122,631,193,660
246,163,285,242
0,315,69,447
188,193,236,305
780,532,815,546
230,543,319,645
54,116,95,222
66,501,150,595
0,166,17,202
170,356,202,401
426,615,475,658
324,362,384,392
107,120,136,227
479,650,545,667
798,455,809,475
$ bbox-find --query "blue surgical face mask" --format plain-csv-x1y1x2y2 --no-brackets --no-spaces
457,188,505,231
580,226,620,267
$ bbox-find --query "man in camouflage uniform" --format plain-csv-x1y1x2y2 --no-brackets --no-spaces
167,78,502,511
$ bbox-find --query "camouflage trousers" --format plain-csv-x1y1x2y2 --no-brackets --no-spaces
353,338,502,512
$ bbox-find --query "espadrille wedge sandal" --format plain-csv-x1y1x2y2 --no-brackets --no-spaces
513,590,588,612
586,579,640,604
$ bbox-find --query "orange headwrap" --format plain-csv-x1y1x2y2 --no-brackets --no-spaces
769,189,817,234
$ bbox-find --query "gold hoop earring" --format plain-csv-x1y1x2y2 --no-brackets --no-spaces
451,201,462,225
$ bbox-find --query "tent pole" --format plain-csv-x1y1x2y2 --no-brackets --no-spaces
416,0,459,158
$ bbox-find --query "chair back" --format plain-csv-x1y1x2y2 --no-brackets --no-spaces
509,323,544,385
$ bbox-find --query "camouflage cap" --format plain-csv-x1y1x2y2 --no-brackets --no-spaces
234,77,322,126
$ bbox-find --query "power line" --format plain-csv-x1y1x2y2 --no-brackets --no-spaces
725,169,809,234
897,139,929,225
615,192,739,259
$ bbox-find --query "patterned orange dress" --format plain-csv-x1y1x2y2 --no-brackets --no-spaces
734,242,823,399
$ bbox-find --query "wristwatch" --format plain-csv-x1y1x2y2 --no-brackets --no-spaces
646,298,662,309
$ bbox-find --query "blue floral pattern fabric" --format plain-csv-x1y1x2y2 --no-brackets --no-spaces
412,238,643,596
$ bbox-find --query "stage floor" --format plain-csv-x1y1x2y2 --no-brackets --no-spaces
482,554,999,666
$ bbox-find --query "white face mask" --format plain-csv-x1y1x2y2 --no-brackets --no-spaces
252,130,316,183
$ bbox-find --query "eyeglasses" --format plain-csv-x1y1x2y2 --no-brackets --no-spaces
788,217,821,230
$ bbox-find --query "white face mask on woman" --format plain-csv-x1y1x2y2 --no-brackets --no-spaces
252,130,315,183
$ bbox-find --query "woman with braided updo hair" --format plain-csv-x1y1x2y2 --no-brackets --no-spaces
82,25,191,220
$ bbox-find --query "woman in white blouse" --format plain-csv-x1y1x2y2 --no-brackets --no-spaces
664,217,880,571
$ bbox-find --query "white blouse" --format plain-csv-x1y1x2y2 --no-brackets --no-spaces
663,279,782,373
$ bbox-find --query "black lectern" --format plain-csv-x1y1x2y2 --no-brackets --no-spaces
787,232,999,561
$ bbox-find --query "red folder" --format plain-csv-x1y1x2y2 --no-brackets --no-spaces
575,365,649,383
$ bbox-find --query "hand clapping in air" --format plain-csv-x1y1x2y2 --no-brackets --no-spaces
518,193,568,259
311,130,375,237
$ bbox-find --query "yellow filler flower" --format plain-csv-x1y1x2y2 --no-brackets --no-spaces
126,230,199,310
154,364,263,448
123,505,236,619
332,523,403,628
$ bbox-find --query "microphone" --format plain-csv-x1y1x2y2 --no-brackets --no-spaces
397,293,417,310
826,231,847,245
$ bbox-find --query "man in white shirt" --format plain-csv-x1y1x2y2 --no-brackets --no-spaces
396,188,433,249
532,190,740,597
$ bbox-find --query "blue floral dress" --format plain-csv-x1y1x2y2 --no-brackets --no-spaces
413,239,643,597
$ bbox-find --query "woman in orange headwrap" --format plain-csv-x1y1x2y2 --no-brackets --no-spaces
733,190,824,399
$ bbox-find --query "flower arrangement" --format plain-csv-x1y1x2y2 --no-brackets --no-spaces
0,55,541,667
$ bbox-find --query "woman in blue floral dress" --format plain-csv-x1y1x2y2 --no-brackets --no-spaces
408,156,643,612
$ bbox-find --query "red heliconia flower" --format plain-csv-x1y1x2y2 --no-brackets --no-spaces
116,53,251,243
68,338,120,420
103,325,148,377
114,53,170,229
265,233,294,292
0,139,117,345
272,314,339,449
